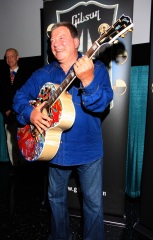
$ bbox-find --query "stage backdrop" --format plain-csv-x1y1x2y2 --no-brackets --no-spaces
43,0,134,222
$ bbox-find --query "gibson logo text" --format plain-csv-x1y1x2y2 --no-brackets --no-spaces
72,10,101,27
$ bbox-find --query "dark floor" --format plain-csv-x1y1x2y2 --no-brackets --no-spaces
0,161,151,240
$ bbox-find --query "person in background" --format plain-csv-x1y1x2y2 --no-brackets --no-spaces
13,22,113,239
0,48,32,167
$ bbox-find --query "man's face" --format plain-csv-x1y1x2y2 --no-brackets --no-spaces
50,26,79,65
5,50,19,69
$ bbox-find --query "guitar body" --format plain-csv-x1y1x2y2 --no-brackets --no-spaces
17,82,75,161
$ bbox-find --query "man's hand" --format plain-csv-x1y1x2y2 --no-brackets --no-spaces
30,101,51,133
73,55,94,87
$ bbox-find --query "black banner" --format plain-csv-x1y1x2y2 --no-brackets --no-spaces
43,0,133,221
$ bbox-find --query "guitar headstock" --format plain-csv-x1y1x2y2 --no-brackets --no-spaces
98,14,134,45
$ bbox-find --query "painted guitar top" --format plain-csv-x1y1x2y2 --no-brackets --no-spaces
17,14,134,161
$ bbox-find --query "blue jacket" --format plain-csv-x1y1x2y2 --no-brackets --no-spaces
13,54,113,166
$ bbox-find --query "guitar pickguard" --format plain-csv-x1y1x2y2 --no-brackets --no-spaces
17,82,63,161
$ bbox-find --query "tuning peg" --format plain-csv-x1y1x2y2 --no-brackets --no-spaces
121,34,126,38
98,23,110,34
128,28,133,32
114,40,118,44
120,27,133,38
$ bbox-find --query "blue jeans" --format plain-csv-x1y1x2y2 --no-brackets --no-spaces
48,158,104,240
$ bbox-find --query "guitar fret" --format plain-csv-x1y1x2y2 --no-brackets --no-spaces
65,78,70,83
51,96,55,102
92,43,99,51
54,92,58,98
86,42,100,58
59,86,63,91
70,71,75,77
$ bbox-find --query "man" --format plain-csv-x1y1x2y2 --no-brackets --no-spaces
13,22,113,239
0,48,32,166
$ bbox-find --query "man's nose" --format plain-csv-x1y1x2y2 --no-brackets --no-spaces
53,38,60,46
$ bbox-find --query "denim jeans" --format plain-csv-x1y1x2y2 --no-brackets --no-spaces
48,158,104,240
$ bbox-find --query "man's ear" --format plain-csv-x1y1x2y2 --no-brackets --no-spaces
74,38,80,49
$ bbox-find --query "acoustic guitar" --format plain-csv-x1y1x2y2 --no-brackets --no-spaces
17,14,133,161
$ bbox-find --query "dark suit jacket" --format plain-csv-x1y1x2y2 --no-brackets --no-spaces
0,63,32,123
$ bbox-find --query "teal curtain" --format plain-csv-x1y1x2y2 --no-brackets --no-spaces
125,66,149,198
0,113,9,162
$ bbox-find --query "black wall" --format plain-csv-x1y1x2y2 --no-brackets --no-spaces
132,43,150,66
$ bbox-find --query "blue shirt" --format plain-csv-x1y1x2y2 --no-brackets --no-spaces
13,54,113,166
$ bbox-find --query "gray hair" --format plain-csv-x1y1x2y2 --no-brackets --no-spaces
5,48,19,57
